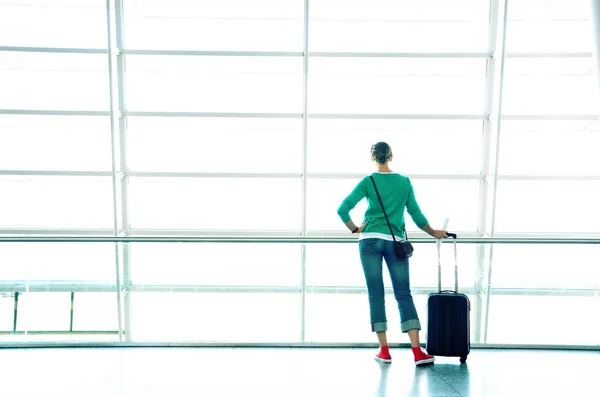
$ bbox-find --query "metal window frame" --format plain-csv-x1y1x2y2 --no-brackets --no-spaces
6,170,600,181
3,109,597,121
1,281,596,298
105,0,124,343
299,0,311,343
1,0,600,349
0,236,598,244
111,0,133,342
593,0,600,94
483,0,511,344
2,109,597,121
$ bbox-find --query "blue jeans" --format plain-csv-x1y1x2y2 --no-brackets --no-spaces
359,238,421,333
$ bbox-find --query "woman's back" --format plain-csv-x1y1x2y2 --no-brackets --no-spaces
337,171,428,239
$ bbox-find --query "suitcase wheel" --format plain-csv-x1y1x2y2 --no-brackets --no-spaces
460,356,467,363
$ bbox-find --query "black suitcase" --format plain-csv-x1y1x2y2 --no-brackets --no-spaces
426,233,470,363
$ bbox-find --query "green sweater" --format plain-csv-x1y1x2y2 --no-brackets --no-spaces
337,172,429,238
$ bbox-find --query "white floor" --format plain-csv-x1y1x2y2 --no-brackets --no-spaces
0,347,599,396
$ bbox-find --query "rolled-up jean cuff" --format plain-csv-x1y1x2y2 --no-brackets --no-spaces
401,319,421,333
371,322,388,332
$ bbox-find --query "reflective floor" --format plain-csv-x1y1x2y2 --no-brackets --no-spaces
0,347,599,396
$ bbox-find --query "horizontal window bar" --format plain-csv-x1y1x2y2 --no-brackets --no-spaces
496,175,600,181
488,288,598,297
2,48,589,59
0,109,110,116
0,111,487,120
502,115,600,121
130,229,303,237
0,283,596,297
0,282,118,293
309,52,491,58
504,52,593,58
11,171,592,183
127,172,482,179
307,173,482,180
127,172,302,179
0,229,597,240
0,331,118,335
0,46,108,54
308,113,487,120
121,49,303,57
0,237,598,244
3,111,595,121
128,285,300,294
0,170,114,177
0,229,114,236
124,111,303,118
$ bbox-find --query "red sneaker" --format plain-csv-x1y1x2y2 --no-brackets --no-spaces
412,347,435,366
374,345,392,363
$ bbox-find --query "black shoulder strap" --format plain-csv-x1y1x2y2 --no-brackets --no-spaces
369,176,397,243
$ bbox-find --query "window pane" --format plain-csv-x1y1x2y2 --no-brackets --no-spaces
305,293,374,342
17,292,70,331
502,58,599,115
125,56,303,113
309,58,486,114
307,178,480,232
498,120,600,175
72,292,118,331
0,53,109,110
306,242,478,291
0,115,112,171
129,243,300,286
305,293,476,343
491,244,599,289
0,1,107,48
494,181,600,233
506,0,593,53
307,119,483,174
487,296,600,345
127,117,302,173
128,177,301,230
130,292,300,342
310,0,490,52
0,176,114,229
123,0,303,51
0,243,116,282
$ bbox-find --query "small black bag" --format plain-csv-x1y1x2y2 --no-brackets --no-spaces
369,176,414,259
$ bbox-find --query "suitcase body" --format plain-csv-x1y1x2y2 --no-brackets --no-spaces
426,234,471,363
426,291,470,361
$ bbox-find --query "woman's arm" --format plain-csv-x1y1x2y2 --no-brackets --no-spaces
337,179,368,233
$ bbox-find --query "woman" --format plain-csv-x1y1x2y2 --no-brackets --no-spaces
337,142,447,365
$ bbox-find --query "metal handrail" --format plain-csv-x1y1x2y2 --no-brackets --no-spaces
0,236,599,244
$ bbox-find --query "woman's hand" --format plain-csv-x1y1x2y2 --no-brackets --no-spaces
345,220,368,233
431,229,448,239
354,222,369,233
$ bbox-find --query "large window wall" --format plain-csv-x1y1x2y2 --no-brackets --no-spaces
0,0,599,346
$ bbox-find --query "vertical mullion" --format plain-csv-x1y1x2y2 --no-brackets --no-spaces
591,0,600,94
300,0,310,343
592,1,600,346
474,0,500,344
483,0,510,343
105,0,124,342
114,0,132,342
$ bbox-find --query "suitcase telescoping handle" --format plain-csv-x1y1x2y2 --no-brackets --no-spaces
437,233,458,293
